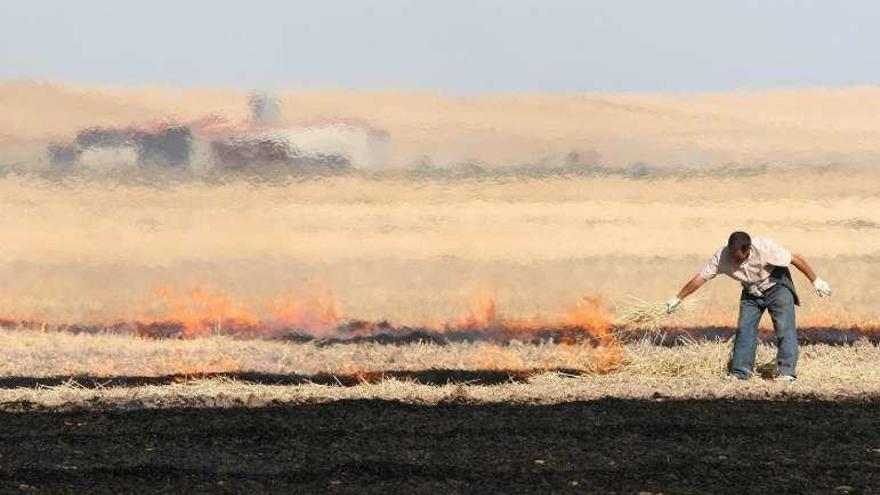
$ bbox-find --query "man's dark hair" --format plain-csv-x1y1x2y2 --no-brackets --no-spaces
728,231,752,252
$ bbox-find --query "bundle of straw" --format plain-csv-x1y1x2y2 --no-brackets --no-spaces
614,295,703,334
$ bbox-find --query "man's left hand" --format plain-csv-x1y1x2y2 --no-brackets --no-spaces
813,278,832,297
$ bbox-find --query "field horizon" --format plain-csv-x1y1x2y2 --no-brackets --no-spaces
5,81,880,170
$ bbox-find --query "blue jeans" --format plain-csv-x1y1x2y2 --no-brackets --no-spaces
730,284,798,378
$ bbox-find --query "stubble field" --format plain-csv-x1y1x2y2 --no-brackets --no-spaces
1,329,879,494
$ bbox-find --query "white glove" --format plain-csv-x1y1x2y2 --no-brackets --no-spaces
813,278,832,297
666,297,682,314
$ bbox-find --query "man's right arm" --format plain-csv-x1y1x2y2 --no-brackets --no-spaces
667,275,708,313
677,275,708,300
667,251,718,313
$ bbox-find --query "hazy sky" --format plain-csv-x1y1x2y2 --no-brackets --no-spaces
2,0,879,93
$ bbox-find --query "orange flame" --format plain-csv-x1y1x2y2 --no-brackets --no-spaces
453,289,499,329
564,295,614,339
449,290,613,338
147,285,261,337
265,283,342,337
446,289,623,371
141,282,344,338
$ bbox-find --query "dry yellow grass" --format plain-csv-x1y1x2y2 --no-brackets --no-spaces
0,330,877,411
0,329,609,377
0,171,876,328
3,173,880,264
614,295,705,332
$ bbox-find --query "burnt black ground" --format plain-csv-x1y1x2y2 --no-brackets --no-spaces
4,317,878,346
0,369,566,389
0,399,878,494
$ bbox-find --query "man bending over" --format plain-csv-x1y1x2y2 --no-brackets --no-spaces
667,231,832,381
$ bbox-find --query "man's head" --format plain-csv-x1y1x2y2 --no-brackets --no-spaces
727,231,752,264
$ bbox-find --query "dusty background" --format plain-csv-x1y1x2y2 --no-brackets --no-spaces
4,81,880,168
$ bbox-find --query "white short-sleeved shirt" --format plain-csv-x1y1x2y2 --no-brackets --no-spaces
699,237,792,294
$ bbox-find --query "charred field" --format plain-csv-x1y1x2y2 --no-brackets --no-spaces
0,325,879,493
3,399,879,495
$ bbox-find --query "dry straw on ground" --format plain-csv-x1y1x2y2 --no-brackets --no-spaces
0,329,878,411
613,295,704,334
